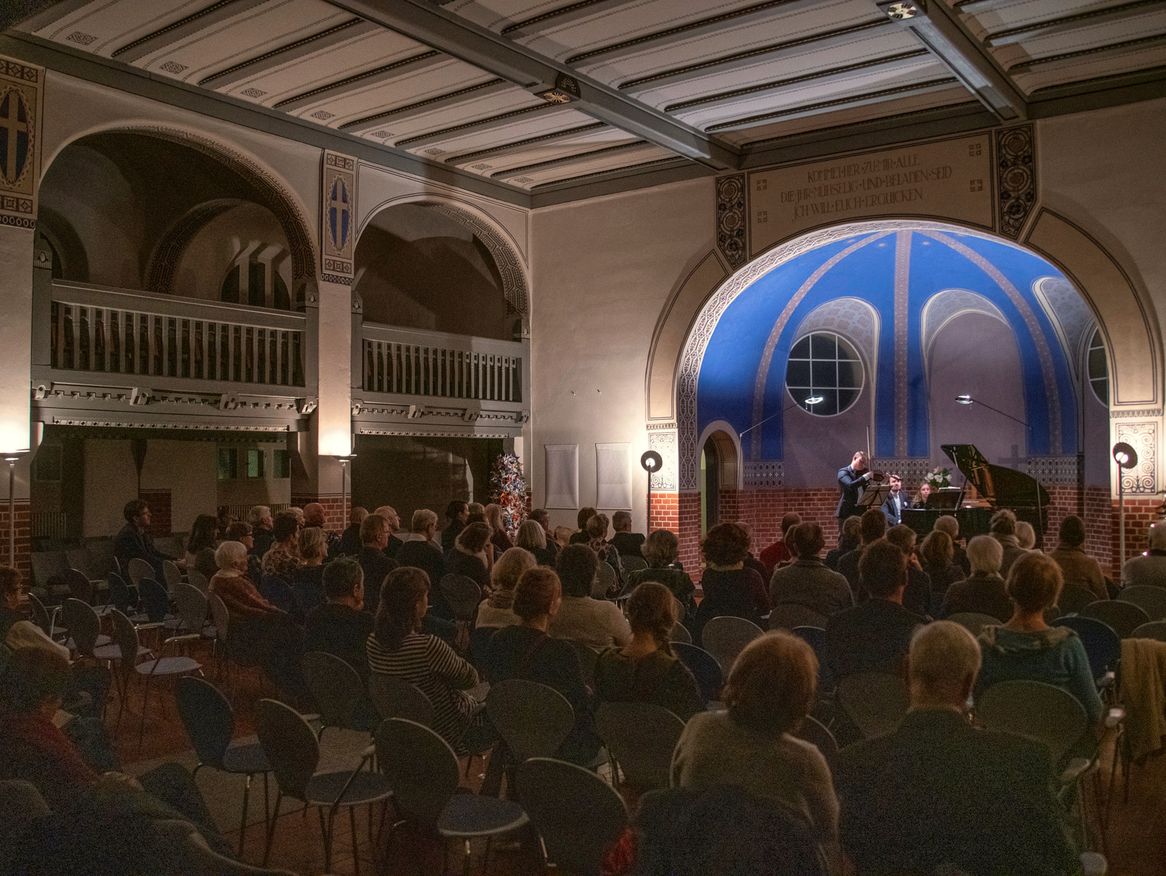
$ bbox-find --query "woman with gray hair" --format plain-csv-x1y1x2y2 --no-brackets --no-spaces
939,535,1013,621
515,519,556,566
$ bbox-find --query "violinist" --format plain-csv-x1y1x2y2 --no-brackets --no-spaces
837,451,882,520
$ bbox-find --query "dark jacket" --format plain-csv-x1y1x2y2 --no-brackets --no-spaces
610,531,646,558
357,547,398,615
593,647,704,722
395,538,446,588
113,523,171,577
836,465,869,520
304,603,374,680
941,572,1012,622
824,599,924,679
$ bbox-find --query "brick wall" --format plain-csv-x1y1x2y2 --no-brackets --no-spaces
139,489,172,536
290,493,348,530
1111,495,1163,579
0,500,31,575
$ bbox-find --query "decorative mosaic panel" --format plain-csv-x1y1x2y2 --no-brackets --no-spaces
715,174,747,270
995,125,1036,239
0,57,42,230
1114,419,1157,494
744,460,784,488
647,424,678,492
321,150,356,285
1025,455,1081,487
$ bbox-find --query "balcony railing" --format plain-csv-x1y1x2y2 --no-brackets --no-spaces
48,281,305,387
362,323,525,403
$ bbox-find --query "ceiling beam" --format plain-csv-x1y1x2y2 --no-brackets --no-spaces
500,0,633,38
326,0,740,170
339,79,514,133
985,0,1165,49
113,0,270,64
878,0,1027,121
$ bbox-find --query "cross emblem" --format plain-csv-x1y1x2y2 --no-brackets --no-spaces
328,177,350,251
0,88,30,186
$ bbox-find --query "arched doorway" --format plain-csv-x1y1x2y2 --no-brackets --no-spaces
698,426,740,536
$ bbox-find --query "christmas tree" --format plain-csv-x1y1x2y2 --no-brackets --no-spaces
489,451,527,536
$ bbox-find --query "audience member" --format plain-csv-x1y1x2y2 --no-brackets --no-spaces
288,526,327,616
1122,521,1166,587
569,506,597,544
550,544,632,647
1049,515,1107,601
835,622,1078,875
447,522,493,591
671,632,838,850
2,566,68,658
735,520,772,584
940,535,1012,621
441,500,469,554
183,514,218,574
1016,520,1038,551
977,552,1103,725
336,506,368,557
594,582,703,721
934,514,970,574
693,523,769,645
476,547,536,630
989,509,1027,577
552,525,574,550
373,505,404,557
919,529,965,613
260,511,302,578
527,508,560,562
357,513,398,616
287,506,305,528
248,505,274,557
224,521,262,583
484,503,513,554
824,540,924,679
395,509,446,587
516,519,556,567
609,510,645,559
884,524,932,616
304,558,372,680
760,512,802,577
214,504,234,540
303,502,340,556
626,529,697,623
483,567,600,765
366,567,480,748
585,513,624,593
113,499,174,577
825,515,860,571
768,522,853,620
838,509,886,595
466,502,486,525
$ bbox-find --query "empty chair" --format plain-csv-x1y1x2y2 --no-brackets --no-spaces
836,672,909,739
486,679,575,763
768,603,829,631
163,560,185,592
368,673,435,727
30,551,69,598
592,560,617,599
670,623,692,644
82,539,117,580
595,701,686,792
1059,583,1099,615
672,642,725,706
176,676,272,856
65,548,95,580
106,572,140,616
63,568,97,605
976,680,1090,768
701,616,764,673
25,591,60,638
1080,600,1150,639
1131,620,1166,642
60,597,109,658
438,574,482,622
516,757,628,876
375,718,528,872
186,567,210,594
302,651,377,736
1118,586,1166,622
256,698,393,874
173,582,211,638
946,612,1003,638
126,557,155,588
138,578,177,627
792,714,839,767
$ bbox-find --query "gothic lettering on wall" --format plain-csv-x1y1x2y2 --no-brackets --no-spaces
715,174,747,270
321,150,356,285
0,57,42,230
995,125,1036,239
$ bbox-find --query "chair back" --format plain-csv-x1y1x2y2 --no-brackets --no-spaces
83,539,117,580
30,551,68,590
258,575,295,614
438,574,482,622
64,568,94,604
139,578,170,623
0,779,50,849
669,623,692,644
368,673,436,726
25,591,53,635
1054,615,1121,679
1058,583,1097,615
375,718,459,827
793,714,838,766
701,615,764,673
595,702,685,792
162,560,184,591
302,651,369,732
1118,585,1166,621
1132,620,1166,641
486,679,575,762
516,757,628,876
671,642,725,705
108,609,142,669
207,591,230,642
976,680,1088,767
836,672,909,739
1080,599,1150,638
592,561,617,599
61,597,101,656
621,555,648,573
66,549,95,580
789,625,832,690
173,582,208,634
767,603,828,631
127,558,155,588
945,612,1002,637
568,639,600,687
176,675,234,769
186,568,210,594
469,624,496,664
106,572,134,612
255,698,320,800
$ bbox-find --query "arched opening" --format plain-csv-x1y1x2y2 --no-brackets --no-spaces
699,428,739,536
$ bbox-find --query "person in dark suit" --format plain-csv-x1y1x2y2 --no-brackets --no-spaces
357,513,398,616
835,621,1078,876
881,473,904,526
836,451,874,520
113,499,175,577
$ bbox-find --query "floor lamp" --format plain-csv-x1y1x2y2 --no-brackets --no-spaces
336,455,354,524
5,456,18,567
1113,441,1138,566
640,451,662,532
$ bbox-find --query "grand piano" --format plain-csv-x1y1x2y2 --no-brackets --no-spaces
901,443,1050,539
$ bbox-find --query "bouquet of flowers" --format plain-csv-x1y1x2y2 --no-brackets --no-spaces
489,451,527,536
924,466,952,490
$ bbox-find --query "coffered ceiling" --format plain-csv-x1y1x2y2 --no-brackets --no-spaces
6,0,1166,203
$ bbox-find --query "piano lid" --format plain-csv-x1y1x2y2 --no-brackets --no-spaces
941,443,1050,510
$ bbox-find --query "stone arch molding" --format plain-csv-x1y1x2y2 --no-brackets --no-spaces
356,195,530,318
41,124,318,282
646,217,1160,492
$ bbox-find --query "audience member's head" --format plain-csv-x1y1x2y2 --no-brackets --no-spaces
966,534,1003,576
322,557,364,608
225,521,253,549
789,522,825,560
484,503,505,532
445,500,468,524
455,521,492,554
249,505,272,529
411,508,438,536
272,511,300,544
552,525,573,548
288,506,305,526
303,502,326,528
934,514,960,542
529,508,550,531
859,539,908,599
1058,515,1086,548
1016,521,1037,550
735,520,755,549
626,581,677,653
780,512,802,540
466,502,486,524
361,513,390,548
920,530,953,569
123,499,149,526
214,540,249,573
187,514,218,552
1,565,23,609
907,620,981,709
840,515,862,545
513,567,562,623
1150,521,1166,551
701,523,751,567
585,513,610,541
557,543,600,598
491,546,537,594
349,506,369,527
859,508,887,545
576,506,597,531
1007,551,1062,615
0,646,71,715
299,526,327,563
374,505,400,532
989,508,1017,537
515,519,547,551
643,529,679,568
723,632,817,737
374,566,429,650
885,524,917,557
612,510,632,533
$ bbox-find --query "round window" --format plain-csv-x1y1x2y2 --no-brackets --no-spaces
785,331,863,416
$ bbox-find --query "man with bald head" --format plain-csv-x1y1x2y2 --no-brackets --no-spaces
303,502,340,557
373,505,404,558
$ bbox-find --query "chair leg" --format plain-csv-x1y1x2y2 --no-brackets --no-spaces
239,773,253,858
264,791,283,866
349,805,361,876
318,806,334,873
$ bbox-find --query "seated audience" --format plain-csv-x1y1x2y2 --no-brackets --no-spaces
516,519,557,567
366,567,480,748
977,552,1103,725
735,520,772,584
248,505,274,557
483,567,600,765
941,535,1014,622
466,502,486,525
549,544,632,647
2,566,69,658
768,521,854,620
838,509,886,596
214,504,234,540
441,500,469,554
609,510,646,559
288,526,327,616
182,514,218,575
934,514,970,574
224,521,262,583
585,513,625,594
304,558,372,680
553,525,574,551
836,621,1078,875
335,506,368,557
357,513,398,615
373,505,404,557
824,515,861,571
1123,521,1166,587
919,529,965,613
990,509,1028,577
626,529,697,623
1049,515,1107,601
671,632,838,849
1016,520,1038,551
476,547,536,630
527,508,560,563
569,506,597,544
260,511,302,578
447,522,493,591
884,524,932,616
484,503,513,554
395,509,446,587
760,512,803,578
594,582,703,721
303,502,340,557
693,523,769,645
824,540,924,679
113,499,174,577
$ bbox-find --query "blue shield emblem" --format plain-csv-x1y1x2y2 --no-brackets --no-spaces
328,177,350,251
0,87,30,186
